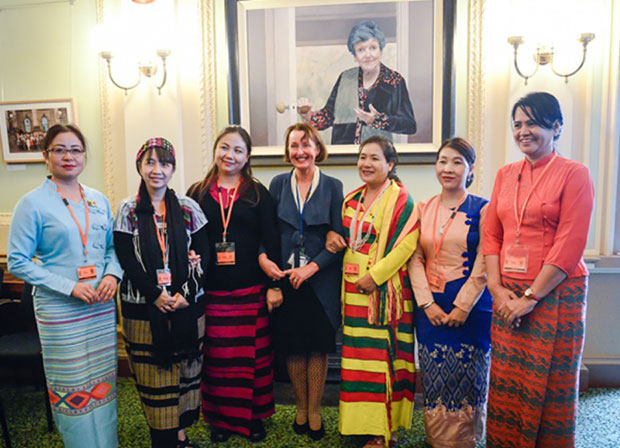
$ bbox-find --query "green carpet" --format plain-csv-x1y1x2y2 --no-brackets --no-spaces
1,378,619,447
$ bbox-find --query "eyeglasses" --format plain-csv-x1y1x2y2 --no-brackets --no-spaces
47,146,85,156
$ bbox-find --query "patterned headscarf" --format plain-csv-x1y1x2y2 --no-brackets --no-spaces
135,137,176,172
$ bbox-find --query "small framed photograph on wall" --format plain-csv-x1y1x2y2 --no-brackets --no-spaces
1,99,77,163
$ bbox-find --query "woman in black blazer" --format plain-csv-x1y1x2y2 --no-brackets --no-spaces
261,123,343,441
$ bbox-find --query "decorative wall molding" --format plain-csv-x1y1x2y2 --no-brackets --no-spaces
96,0,127,213
466,0,485,195
96,0,114,208
199,0,218,173
0,213,12,257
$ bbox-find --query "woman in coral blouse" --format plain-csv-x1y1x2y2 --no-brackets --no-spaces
408,138,492,448
483,92,595,448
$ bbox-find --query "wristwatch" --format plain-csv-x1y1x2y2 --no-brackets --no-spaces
523,287,541,302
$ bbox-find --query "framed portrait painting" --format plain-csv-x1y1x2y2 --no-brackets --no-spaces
226,0,455,165
0,99,77,163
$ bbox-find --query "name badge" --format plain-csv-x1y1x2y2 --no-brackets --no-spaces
503,244,529,274
215,241,236,265
156,268,172,286
428,272,446,293
287,249,309,268
77,265,97,281
344,263,359,276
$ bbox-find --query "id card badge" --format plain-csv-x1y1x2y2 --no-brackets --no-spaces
428,271,446,293
344,263,359,276
298,251,310,267
503,244,529,274
215,241,236,265
77,265,97,281
287,249,309,268
156,268,172,287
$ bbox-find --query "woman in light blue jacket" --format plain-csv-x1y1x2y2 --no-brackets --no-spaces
8,124,122,448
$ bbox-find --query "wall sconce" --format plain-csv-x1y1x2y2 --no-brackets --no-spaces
507,33,595,85
99,49,171,95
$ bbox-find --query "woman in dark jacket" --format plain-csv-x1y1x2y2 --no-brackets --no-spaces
263,123,343,440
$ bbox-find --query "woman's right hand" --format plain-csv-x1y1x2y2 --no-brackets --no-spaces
325,230,347,253
266,288,283,312
258,253,285,280
154,291,176,313
424,303,448,326
296,98,313,122
72,282,99,305
488,283,519,319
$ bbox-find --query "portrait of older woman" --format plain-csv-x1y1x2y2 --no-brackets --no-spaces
298,19,417,145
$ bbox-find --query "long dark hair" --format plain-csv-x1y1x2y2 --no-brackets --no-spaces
437,137,476,188
188,126,261,205
511,92,563,141
359,135,401,183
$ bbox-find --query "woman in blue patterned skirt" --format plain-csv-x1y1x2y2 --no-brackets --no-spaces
8,124,123,447
408,138,492,448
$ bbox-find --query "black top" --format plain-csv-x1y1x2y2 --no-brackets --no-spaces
310,64,416,144
113,194,210,306
188,180,281,291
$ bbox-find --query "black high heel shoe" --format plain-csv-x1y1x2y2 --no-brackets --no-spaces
249,420,266,442
210,427,232,443
308,422,325,441
292,419,309,435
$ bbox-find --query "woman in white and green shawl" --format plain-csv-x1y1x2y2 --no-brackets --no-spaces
298,20,416,145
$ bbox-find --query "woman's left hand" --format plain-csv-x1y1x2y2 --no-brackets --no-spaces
284,262,319,290
442,306,469,327
354,273,377,295
354,104,379,125
96,275,117,304
172,293,190,310
503,296,537,327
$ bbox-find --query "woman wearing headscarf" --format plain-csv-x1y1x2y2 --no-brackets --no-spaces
483,92,595,448
326,135,418,448
114,138,209,448
187,126,282,443
408,138,492,448
8,124,122,447
298,20,416,145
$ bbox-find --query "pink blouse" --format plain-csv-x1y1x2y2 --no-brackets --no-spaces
410,194,489,312
482,152,594,280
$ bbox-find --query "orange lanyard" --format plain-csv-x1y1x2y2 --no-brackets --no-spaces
57,184,89,257
217,179,241,242
513,154,557,244
153,202,167,265
350,179,389,244
431,192,467,259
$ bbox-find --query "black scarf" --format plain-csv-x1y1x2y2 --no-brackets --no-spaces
135,180,201,367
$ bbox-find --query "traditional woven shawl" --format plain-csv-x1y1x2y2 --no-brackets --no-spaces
343,179,419,326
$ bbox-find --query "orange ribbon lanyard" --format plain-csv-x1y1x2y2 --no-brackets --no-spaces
58,184,89,258
350,179,389,244
431,193,467,261
217,179,241,242
513,154,557,244
153,202,168,266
